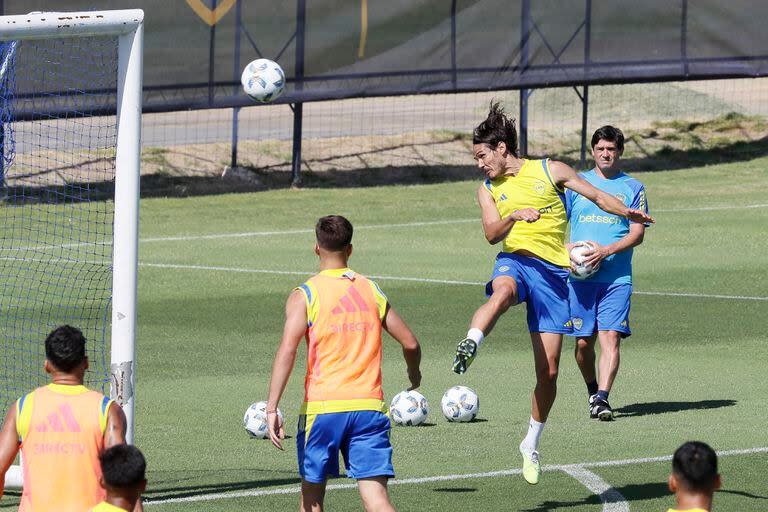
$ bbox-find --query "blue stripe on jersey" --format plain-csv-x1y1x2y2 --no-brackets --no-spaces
101,396,110,415
484,178,492,192
299,283,312,304
18,393,28,414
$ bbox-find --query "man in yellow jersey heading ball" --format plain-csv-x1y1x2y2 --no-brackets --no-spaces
452,103,654,485
266,215,422,512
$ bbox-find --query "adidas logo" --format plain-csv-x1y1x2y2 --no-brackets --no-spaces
34,403,82,433
331,286,371,315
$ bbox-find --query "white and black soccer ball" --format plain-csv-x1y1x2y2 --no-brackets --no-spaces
243,401,283,438
390,390,429,426
570,241,599,280
441,385,479,422
241,58,286,103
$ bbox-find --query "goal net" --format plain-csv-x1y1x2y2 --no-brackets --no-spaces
0,10,143,487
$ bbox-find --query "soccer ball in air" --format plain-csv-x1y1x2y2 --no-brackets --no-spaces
441,385,479,422
241,58,285,103
243,401,283,438
570,241,599,280
390,390,429,426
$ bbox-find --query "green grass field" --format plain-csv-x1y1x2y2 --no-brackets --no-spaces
5,157,766,511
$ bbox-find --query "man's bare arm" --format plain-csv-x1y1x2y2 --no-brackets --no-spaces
0,407,20,499
382,305,421,390
266,290,306,450
550,160,654,225
104,402,128,449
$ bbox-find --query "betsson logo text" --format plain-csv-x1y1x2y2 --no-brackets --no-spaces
578,214,622,225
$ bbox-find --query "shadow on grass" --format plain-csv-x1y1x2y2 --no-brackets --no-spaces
144,474,302,502
434,487,478,493
718,489,768,500
523,482,670,511
615,399,737,418
5,129,768,200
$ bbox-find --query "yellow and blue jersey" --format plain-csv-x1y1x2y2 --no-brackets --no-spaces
565,169,650,285
484,158,570,267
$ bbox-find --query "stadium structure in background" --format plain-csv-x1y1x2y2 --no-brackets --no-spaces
3,0,768,182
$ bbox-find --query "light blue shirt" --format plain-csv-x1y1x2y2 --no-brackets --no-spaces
565,169,649,284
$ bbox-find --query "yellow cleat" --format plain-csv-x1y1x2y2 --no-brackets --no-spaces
520,448,541,485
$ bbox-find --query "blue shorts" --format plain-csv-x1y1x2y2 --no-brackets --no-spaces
568,281,632,338
486,252,573,334
296,410,394,483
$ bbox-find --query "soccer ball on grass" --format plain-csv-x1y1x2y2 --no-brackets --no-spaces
390,390,429,426
441,385,479,422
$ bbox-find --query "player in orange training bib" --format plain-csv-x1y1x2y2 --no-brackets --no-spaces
0,325,130,512
266,215,422,512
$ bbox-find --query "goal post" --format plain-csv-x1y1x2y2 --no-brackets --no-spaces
0,9,143,489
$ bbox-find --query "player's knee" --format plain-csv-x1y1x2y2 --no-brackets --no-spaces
490,285,516,311
535,363,559,384
359,488,393,512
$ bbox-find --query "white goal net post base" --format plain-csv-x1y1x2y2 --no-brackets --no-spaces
0,9,143,490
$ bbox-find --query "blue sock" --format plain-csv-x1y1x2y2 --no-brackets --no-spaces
596,390,609,401
587,380,598,396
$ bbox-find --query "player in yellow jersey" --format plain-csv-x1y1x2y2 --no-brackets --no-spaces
452,103,654,484
0,325,131,511
266,215,422,512
667,441,720,512
90,444,147,512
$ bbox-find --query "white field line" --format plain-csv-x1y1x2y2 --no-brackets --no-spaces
138,203,768,244
2,202,766,253
139,262,768,301
144,446,768,505
561,466,629,512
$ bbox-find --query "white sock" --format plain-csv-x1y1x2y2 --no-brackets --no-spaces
466,328,484,347
520,417,545,453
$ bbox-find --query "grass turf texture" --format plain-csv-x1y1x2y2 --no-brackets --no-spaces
4,157,766,510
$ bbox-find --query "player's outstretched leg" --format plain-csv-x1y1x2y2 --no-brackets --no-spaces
453,277,517,374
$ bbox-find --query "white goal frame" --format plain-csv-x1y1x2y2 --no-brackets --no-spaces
0,9,143,488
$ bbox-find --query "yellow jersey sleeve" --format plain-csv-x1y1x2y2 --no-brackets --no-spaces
99,396,115,435
15,392,34,443
368,279,388,321
296,281,319,326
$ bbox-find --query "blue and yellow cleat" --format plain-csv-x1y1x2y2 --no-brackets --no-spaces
452,338,477,374
520,447,541,485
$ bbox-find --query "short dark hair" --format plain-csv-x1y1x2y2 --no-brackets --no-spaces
672,441,718,491
100,444,146,488
591,125,625,152
315,215,353,251
473,101,518,157
44,325,86,372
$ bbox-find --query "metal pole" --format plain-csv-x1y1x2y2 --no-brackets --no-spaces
681,0,689,76
519,0,531,156
579,0,592,169
450,0,457,90
291,0,306,187
208,0,217,106
231,0,242,168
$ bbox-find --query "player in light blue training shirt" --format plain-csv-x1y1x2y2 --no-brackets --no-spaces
565,126,651,421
